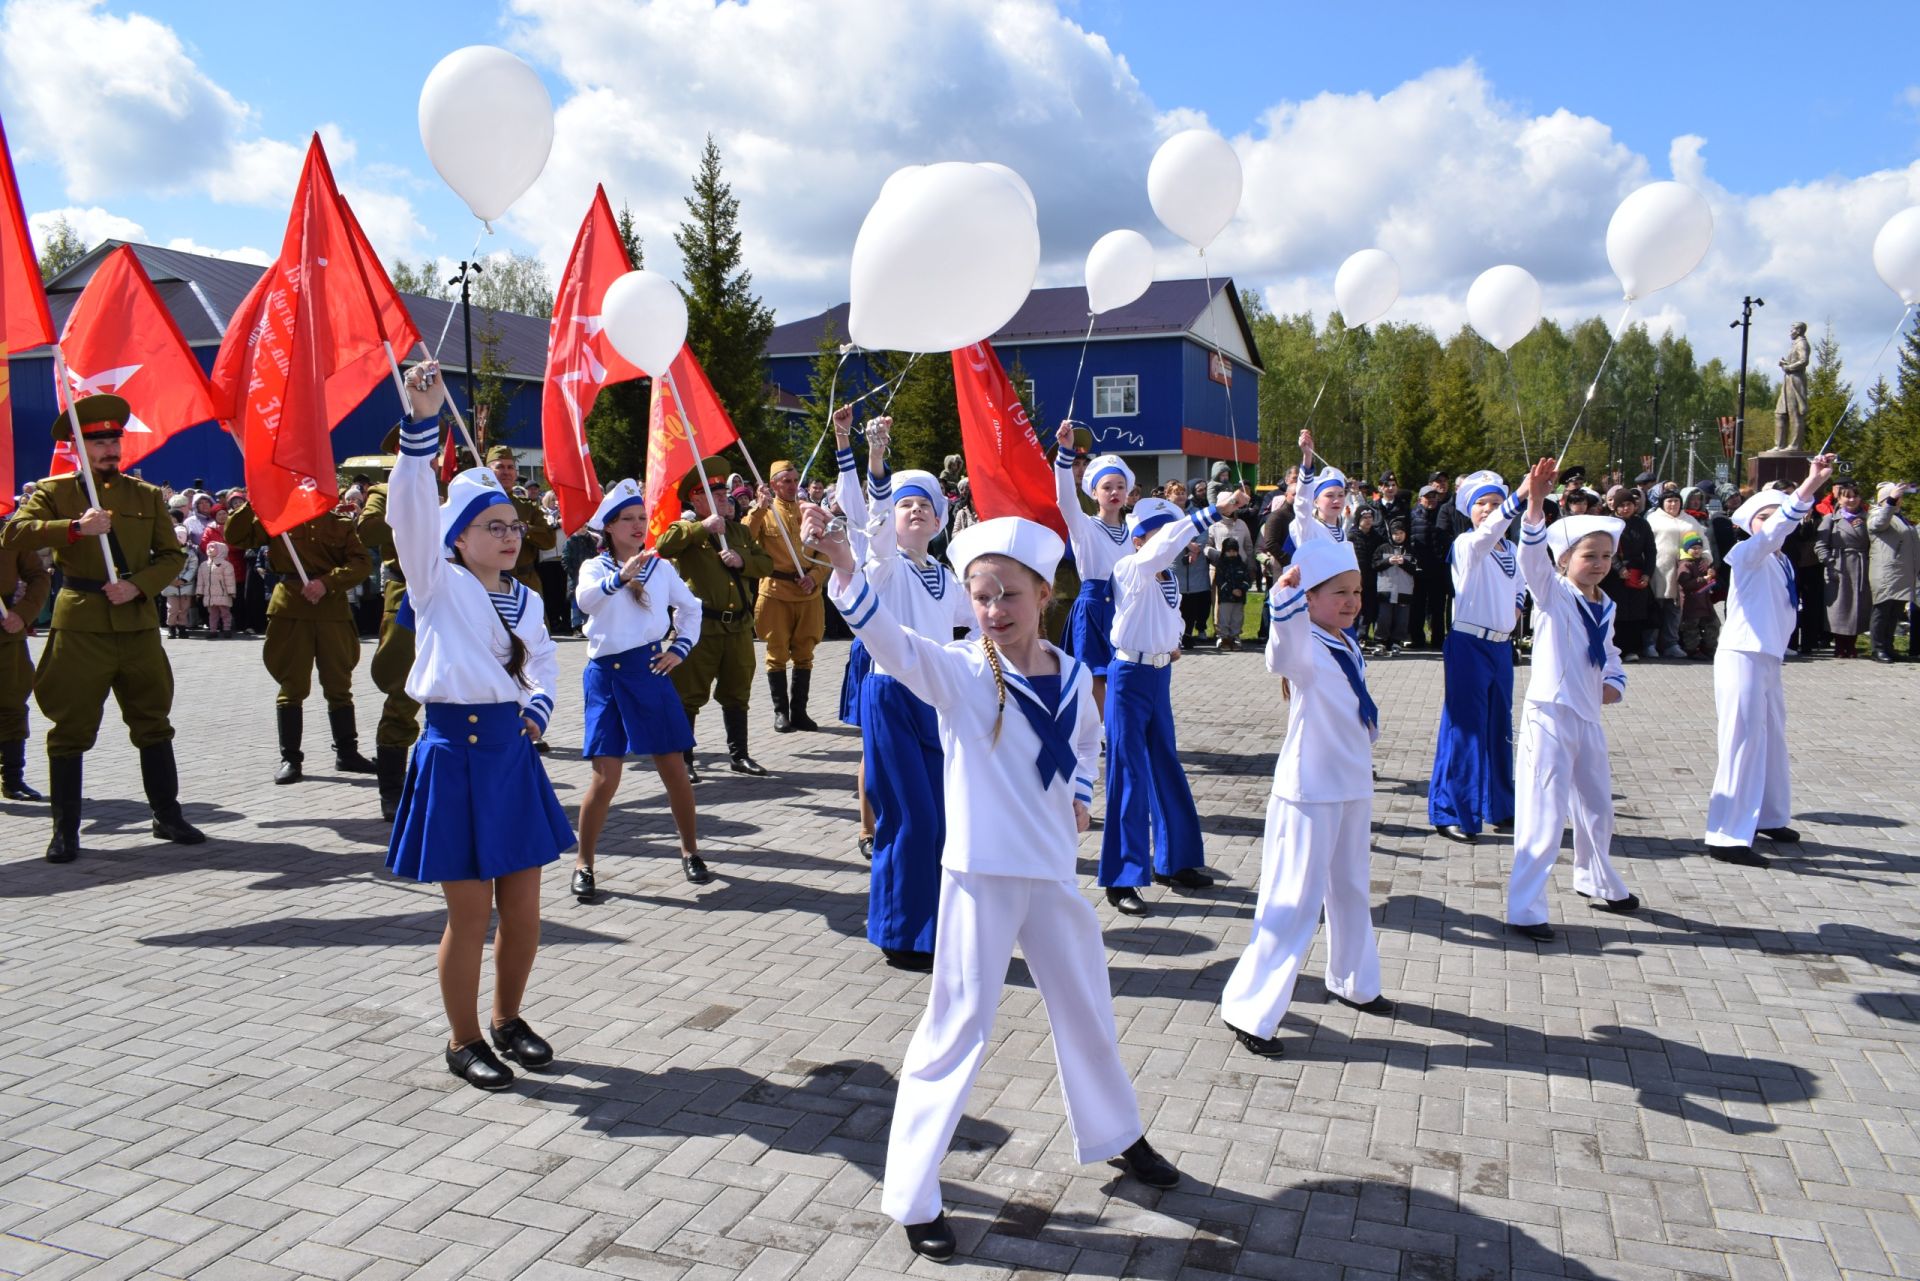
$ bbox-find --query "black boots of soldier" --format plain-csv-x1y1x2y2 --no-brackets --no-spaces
42,746,203,862
376,745,406,822
45,755,82,863
2,739,43,801
767,668,819,734
329,706,376,774
723,706,767,775
789,669,820,732
768,670,792,733
275,705,304,784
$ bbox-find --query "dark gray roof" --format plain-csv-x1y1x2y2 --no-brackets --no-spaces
38,241,548,381
766,277,1263,370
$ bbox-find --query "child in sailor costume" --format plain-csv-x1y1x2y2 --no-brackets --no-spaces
1099,492,1245,915
838,430,976,970
1703,455,1836,866
805,509,1183,1263
1053,422,1136,704
1220,538,1387,1058
1291,429,1351,551
1506,458,1637,941
830,407,888,860
384,365,575,1093
1428,469,1526,843
570,479,707,901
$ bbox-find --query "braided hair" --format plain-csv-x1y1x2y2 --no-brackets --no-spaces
980,635,1008,744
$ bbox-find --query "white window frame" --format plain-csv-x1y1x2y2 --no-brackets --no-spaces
1018,378,1035,404
1093,374,1139,418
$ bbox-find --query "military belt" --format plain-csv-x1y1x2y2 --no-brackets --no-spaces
62,578,111,593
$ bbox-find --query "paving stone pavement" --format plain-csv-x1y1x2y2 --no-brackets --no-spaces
1,630,1917,1281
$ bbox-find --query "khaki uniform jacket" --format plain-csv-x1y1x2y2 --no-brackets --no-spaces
512,495,557,589
745,498,829,603
223,504,373,622
356,482,408,615
0,545,51,641
655,517,773,626
0,472,182,633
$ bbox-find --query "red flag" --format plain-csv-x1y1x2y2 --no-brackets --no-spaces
439,426,460,483
0,112,55,515
544,185,647,533
643,346,739,549
47,439,77,477
952,341,1065,539
211,135,396,535
56,246,217,471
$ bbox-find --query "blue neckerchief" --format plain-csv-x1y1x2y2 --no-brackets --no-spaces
1574,593,1612,669
1006,674,1079,791
1318,632,1378,733
1778,553,1799,610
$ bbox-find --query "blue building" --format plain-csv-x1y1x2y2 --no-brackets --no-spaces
764,278,1263,492
7,241,551,496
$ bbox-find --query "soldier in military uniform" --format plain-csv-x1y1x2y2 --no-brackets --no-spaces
354,423,424,820
745,458,832,731
487,444,558,753
658,459,774,780
0,395,206,862
0,540,50,800
224,493,376,785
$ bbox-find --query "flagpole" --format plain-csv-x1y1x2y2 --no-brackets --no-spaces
278,532,312,586
660,369,729,554
728,422,816,576
408,341,480,462
50,346,119,584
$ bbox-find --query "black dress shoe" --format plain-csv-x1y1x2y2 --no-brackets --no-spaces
533,738,552,755
1578,890,1641,913
489,1016,554,1069
684,752,702,785
1224,1018,1284,1058
1508,921,1554,941
1707,844,1770,867
1873,652,1897,663
1118,1136,1182,1189
1152,867,1216,890
445,1039,513,1091
571,866,596,902
681,852,712,884
1105,887,1149,916
903,1213,956,1261
728,753,768,776
1757,826,1800,843
151,811,206,844
882,948,935,972
2,778,44,802
858,835,873,861
1328,992,1395,1015
1436,824,1477,844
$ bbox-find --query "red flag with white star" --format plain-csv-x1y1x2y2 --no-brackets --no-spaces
56,245,218,472
0,112,55,514
643,346,739,550
543,185,646,534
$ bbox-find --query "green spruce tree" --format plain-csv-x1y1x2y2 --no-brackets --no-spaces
675,136,777,467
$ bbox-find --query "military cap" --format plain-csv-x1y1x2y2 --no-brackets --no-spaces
485,445,517,464
51,394,130,441
680,457,731,500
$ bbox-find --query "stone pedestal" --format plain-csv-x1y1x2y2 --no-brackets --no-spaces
1749,450,1809,492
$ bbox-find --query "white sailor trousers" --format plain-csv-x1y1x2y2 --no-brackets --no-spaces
1704,650,1790,848
881,868,1143,1226
1507,703,1629,924
1220,794,1379,1040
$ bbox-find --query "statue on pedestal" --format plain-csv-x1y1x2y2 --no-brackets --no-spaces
1772,321,1809,453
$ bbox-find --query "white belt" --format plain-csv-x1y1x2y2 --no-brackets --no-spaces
1453,622,1513,643
1114,648,1174,668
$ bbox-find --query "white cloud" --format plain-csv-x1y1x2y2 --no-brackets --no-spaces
29,204,145,247
162,236,270,266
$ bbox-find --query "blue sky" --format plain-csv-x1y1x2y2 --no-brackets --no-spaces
4,0,1917,370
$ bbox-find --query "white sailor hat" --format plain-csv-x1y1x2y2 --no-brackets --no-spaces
1545,514,1623,559
587,478,645,532
1293,537,1360,590
1082,453,1135,499
947,517,1065,586
1307,466,1349,500
1126,496,1184,538
887,468,949,528
1455,469,1508,518
1732,488,1792,533
440,466,516,552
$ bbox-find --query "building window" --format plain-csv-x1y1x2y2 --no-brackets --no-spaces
1018,379,1035,404
1093,375,1138,417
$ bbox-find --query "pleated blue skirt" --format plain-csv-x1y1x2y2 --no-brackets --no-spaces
1062,578,1116,677
387,701,575,883
838,637,872,727
860,672,945,952
582,643,695,759
1428,629,1516,833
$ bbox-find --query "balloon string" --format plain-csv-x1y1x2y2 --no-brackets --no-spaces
1199,250,1251,485
1062,313,1097,426
799,346,858,481
801,348,920,480
1300,325,1354,437
1816,303,1916,456
433,225,488,361
1558,298,1635,463
1501,351,1531,466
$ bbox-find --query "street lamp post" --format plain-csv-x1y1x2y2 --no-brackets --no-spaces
1729,296,1764,480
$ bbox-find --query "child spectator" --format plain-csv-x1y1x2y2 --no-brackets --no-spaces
1213,536,1252,650
1673,531,1719,658
199,540,237,637
1373,519,1418,653
161,525,198,638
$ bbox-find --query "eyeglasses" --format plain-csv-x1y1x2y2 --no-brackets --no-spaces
480,520,529,540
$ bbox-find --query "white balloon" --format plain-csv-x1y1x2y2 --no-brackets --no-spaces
1873,206,1920,306
419,46,555,223
1085,230,1155,315
1466,265,1542,353
1605,181,1713,300
848,162,1040,353
878,165,924,202
601,270,686,377
1333,249,1400,327
1147,129,1242,252
977,162,1037,221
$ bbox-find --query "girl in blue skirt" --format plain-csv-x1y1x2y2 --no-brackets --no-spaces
385,364,575,1093
572,479,707,900
1052,422,1135,715
832,405,879,859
